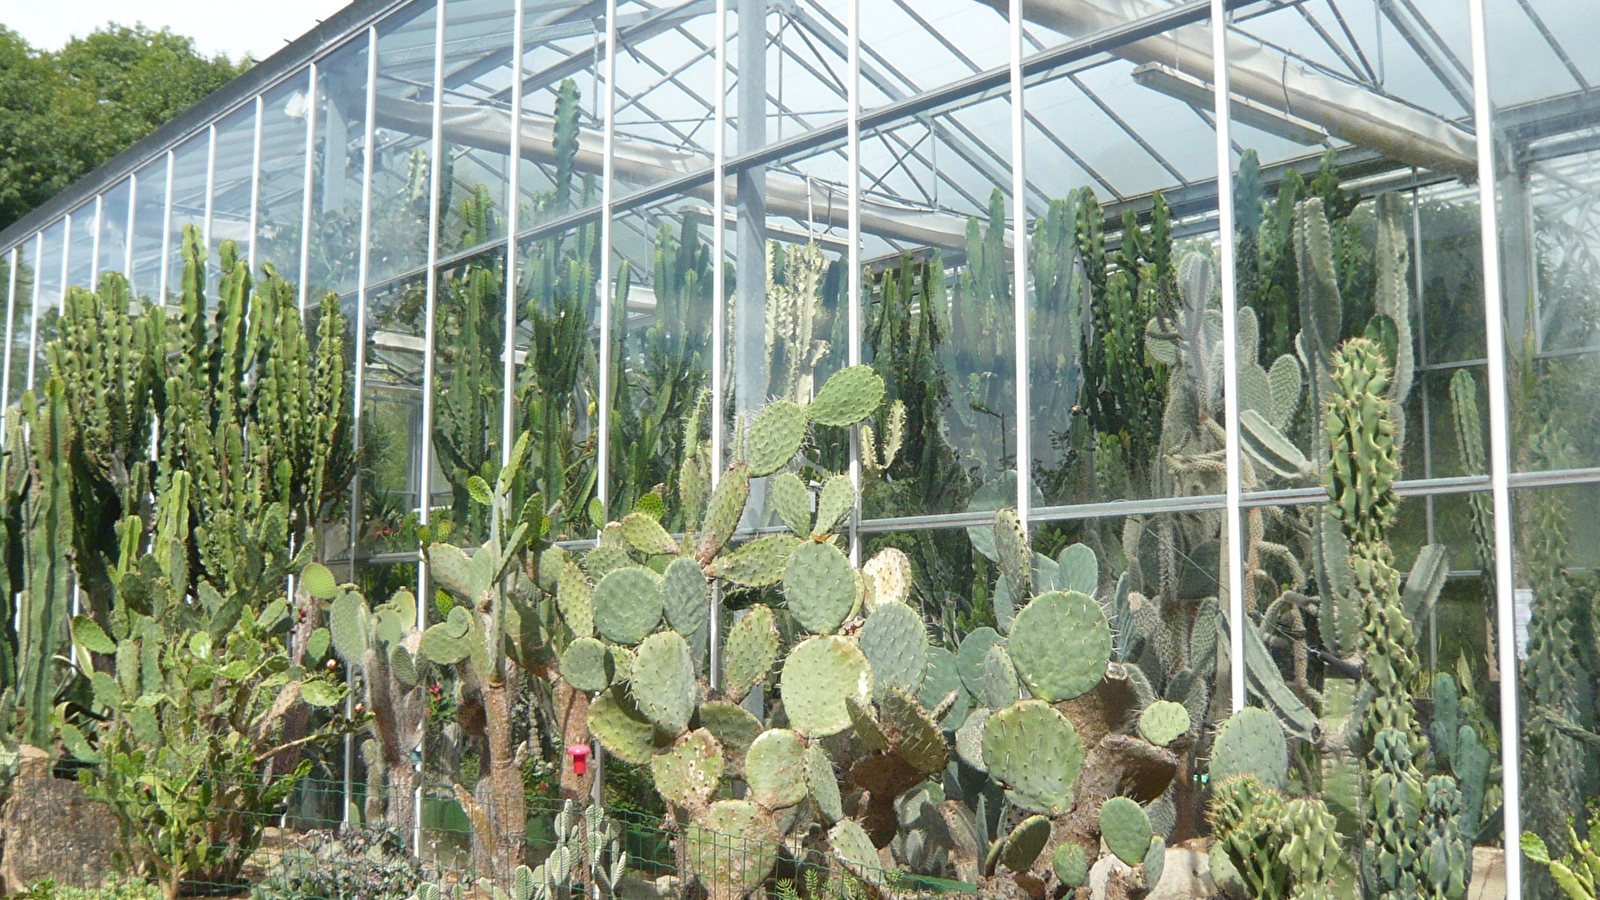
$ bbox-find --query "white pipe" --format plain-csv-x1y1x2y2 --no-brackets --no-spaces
983,0,1477,177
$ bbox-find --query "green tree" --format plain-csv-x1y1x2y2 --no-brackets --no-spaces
0,24,248,232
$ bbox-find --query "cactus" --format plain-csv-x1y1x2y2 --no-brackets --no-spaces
1208,774,1338,900
1137,700,1191,748
629,630,697,735
782,539,856,635
1007,589,1111,703
780,635,873,738
17,380,71,747
859,600,928,701
1525,821,1600,900
329,586,431,841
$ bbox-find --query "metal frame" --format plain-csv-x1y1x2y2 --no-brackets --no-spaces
9,1,1600,890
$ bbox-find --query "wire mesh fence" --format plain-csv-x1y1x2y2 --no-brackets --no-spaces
6,766,977,900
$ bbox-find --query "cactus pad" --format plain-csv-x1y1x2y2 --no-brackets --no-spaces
780,636,872,737
560,636,614,693
879,687,948,775
1053,843,1089,888
768,472,813,536
955,707,990,771
783,540,856,634
630,630,698,735
389,644,418,687
1211,707,1288,789
1138,700,1192,747
621,511,679,556
661,557,709,636
994,510,1030,634
1056,543,1098,595
805,743,842,822
1100,797,1153,866
592,566,663,645
862,547,913,608
651,728,724,811
920,646,965,720
955,627,1003,699
1000,815,1051,874
808,365,885,427
981,643,1021,708
813,474,855,536
981,699,1084,813
696,701,763,774
709,534,801,587
1009,590,1111,702
860,601,928,700
587,688,662,766
719,608,775,702
686,800,778,900
828,819,888,892
847,696,889,752
745,729,808,810
696,462,750,562
557,559,594,638
1143,836,1166,888
746,400,807,477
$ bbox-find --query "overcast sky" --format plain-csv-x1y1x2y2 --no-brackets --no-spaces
3,0,354,62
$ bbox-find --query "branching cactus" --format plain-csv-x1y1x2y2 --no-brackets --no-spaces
330,586,431,840
417,433,547,880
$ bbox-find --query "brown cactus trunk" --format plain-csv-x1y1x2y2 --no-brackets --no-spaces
470,676,527,881
554,677,594,801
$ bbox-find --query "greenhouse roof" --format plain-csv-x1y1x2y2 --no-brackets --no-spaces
3,0,1598,258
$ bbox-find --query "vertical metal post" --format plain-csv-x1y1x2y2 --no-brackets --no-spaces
124,173,137,279
1210,0,1246,714
502,0,526,472
1009,0,1029,532
733,0,767,429
1,246,16,436
160,152,175,304
597,0,617,521
592,0,620,801
26,232,42,391
1468,0,1522,893
59,215,71,313
204,124,218,257
415,1,449,848
90,195,103,285
847,0,862,566
299,64,319,311
250,95,265,273
708,0,729,692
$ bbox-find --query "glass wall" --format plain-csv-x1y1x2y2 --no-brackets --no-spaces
8,0,1600,891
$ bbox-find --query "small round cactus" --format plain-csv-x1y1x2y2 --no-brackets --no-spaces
1100,796,1153,867
1137,700,1192,747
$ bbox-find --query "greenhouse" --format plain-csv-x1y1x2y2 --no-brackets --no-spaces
0,0,1598,896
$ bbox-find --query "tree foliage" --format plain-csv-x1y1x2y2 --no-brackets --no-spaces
0,24,248,232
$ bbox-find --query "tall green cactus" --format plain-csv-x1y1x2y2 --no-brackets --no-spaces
1326,336,1468,898
17,379,72,747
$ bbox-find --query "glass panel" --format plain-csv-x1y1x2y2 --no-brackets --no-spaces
308,37,370,302
514,221,601,540
168,132,212,299
370,0,440,285
857,94,1014,520
1488,0,1600,473
439,0,517,254
431,245,508,545
1512,482,1600,898
721,136,851,515
7,241,32,405
130,157,168,302
611,0,716,200
517,0,605,231
66,205,95,291
608,196,716,524
210,104,257,286
724,0,848,158
258,75,311,285
860,0,1005,112
97,179,132,283
33,220,64,385
1229,0,1481,493
1023,31,1220,507
1235,489,1497,893
360,274,428,559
